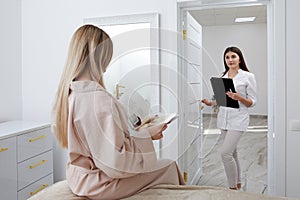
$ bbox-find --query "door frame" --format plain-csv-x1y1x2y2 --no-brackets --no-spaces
177,0,286,196
83,13,160,107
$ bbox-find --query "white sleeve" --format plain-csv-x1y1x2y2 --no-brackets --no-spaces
247,73,257,107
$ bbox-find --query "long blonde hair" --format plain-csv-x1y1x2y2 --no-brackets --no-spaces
54,24,113,148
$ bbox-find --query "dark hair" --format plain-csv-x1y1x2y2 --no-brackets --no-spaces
222,46,249,77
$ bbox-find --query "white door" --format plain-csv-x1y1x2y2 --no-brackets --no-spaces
84,14,160,115
179,11,203,184
84,14,161,156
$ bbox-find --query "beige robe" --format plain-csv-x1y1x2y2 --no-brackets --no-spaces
53,81,185,200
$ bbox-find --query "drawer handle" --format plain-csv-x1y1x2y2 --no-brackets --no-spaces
29,135,46,142
0,147,8,153
29,159,48,169
30,184,48,196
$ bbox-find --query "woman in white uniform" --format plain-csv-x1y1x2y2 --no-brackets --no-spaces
202,46,257,190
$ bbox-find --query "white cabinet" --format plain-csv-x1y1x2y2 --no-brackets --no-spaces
17,127,52,162
0,121,53,200
18,150,53,191
0,137,18,200
17,174,53,200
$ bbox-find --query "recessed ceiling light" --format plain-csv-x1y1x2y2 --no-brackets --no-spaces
235,17,256,23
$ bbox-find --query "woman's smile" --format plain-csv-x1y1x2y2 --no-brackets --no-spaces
225,51,240,69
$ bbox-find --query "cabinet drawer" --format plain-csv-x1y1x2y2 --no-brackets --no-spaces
18,173,53,200
17,127,52,162
0,137,17,200
18,150,53,190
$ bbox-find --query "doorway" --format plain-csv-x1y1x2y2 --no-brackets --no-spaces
197,5,267,193
177,0,286,196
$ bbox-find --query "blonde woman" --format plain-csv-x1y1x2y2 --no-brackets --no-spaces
51,24,184,200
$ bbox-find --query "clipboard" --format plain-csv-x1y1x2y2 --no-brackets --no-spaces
210,77,239,108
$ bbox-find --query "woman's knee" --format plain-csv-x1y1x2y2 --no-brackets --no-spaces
220,148,233,161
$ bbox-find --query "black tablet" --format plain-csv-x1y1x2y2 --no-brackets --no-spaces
210,77,239,108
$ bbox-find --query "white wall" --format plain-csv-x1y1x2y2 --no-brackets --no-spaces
2,0,299,197
202,23,267,115
22,0,179,182
286,0,300,197
0,0,22,122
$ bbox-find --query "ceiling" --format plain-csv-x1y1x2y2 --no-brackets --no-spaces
189,5,267,26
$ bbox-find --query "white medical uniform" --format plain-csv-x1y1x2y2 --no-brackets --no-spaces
217,69,257,131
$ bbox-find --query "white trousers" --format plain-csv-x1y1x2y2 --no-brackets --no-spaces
220,129,244,188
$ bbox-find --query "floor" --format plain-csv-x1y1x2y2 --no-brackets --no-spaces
197,114,268,194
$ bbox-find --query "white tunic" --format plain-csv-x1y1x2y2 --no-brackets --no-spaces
217,69,257,131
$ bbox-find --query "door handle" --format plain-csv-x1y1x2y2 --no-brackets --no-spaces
0,148,8,153
115,83,125,99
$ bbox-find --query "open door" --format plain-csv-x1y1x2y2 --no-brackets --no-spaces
178,11,203,184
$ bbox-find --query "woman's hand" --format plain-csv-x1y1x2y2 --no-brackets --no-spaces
146,123,168,140
226,92,253,107
134,115,158,131
226,92,241,101
201,99,213,106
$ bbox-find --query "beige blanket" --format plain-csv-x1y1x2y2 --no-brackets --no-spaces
28,180,296,200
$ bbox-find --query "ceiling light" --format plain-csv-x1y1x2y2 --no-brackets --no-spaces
235,17,256,23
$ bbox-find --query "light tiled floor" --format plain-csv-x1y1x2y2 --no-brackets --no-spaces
197,114,268,194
